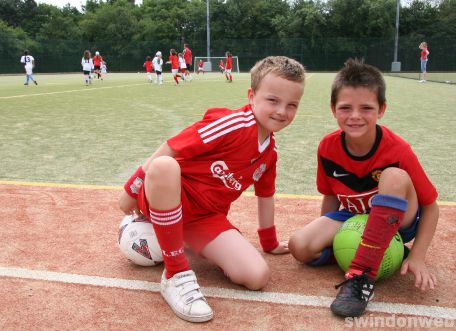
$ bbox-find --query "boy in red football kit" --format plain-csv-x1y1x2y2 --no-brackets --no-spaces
166,49,181,85
224,51,233,82
197,59,205,74
92,51,103,80
218,59,225,73
119,56,306,322
143,56,153,83
288,59,439,317
183,43,193,81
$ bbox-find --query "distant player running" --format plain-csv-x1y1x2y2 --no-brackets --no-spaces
166,49,181,85
224,51,233,82
143,56,153,83
182,43,193,81
152,51,164,84
81,50,93,86
92,51,103,80
20,50,38,86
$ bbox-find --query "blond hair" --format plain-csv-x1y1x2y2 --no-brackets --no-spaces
250,56,305,91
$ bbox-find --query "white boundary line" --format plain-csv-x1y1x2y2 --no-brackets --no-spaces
1,73,315,99
1,266,455,319
0,82,149,99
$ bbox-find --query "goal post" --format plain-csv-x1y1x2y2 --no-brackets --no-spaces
193,56,240,74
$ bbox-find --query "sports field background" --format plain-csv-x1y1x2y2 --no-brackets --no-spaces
0,72,455,201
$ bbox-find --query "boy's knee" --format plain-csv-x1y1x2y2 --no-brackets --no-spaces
289,235,317,263
379,167,412,191
145,156,180,182
230,263,271,290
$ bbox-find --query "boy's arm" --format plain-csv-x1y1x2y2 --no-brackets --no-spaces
400,201,439,291
257,196,288,254
320,195,340,215
408,201,439,259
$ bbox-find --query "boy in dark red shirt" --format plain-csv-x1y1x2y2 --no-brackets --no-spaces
289,59,439,318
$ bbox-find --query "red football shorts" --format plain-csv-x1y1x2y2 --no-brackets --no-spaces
137,184,238,254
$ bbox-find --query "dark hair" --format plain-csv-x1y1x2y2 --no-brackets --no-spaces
83,50,91,60
170,49,177,55
146,56,151,61
331,58,386,106
226,51,232,57
24,50,28,55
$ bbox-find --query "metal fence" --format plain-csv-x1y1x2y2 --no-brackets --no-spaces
2,36,455,74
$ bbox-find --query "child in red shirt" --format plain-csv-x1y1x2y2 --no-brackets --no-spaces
120,56,306,323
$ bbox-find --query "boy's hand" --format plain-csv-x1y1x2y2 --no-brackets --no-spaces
268,241,289,255
400,256,437,291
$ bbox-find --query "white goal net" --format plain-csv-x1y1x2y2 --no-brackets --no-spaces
193,56,240,74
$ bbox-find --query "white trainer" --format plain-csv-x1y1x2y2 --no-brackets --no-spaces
160,269,213,323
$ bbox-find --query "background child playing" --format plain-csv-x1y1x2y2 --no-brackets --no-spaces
288,58,439,317
119,56,306,323
178,53,188,81
152,51,163,84
166,49,181,85
419,42,430,83
20,50,38,86
81,50,93,86
224,51,233,82
219,59,225,73
100,61,107,81
143,56,153,83
197,59,205,74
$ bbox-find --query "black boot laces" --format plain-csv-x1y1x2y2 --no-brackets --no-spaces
334,268,372,299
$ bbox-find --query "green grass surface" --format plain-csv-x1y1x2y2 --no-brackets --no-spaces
0,72,455,201
387,72,456,84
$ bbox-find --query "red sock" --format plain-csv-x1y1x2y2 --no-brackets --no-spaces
149,204,189,278
173,76,179,84
348,194,407,279
229,74,232,81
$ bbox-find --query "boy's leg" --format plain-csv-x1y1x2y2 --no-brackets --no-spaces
145,156,188,277
348,167,418,279
331,167,418,317
144,156,212,322
201,229,270,290
289,216,343,265
31,74,37,85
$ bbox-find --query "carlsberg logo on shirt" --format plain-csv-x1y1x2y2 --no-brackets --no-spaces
210,160,242,190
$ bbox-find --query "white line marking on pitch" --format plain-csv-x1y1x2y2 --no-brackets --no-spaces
0,83,149,99
1,266,455,319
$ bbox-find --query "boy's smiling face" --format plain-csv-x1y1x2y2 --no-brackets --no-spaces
331,86,386,144
248,73,304,142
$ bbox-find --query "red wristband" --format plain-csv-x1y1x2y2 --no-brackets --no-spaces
257,225,279,252
124,166,146,199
